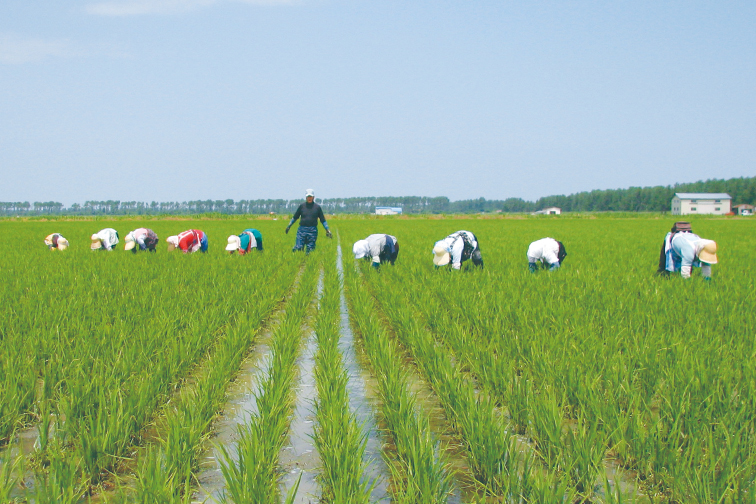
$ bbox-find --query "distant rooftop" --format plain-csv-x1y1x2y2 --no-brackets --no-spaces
674,193,731,199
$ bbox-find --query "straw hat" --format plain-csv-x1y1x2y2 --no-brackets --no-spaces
433,244,450,266
90,234,102,250
226,235,241,252
698,240,718,264
124,233,136,251
166,236,179,252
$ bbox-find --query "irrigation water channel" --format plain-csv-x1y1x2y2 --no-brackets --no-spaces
194,247,393,503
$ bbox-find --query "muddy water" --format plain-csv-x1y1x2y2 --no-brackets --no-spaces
277,282,322,504
336,244,391,503
192,338,275,502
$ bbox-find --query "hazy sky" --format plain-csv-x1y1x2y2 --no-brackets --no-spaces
1,0,754,205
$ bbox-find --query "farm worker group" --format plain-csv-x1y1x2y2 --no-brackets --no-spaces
90,228,119,251
526,237,567,272
226,228,264,254
44,233,69,250
352,234,399,269
432,230,484,270
124,228,159,252
286,188,332,253
657,221,717,279
167,230,208,253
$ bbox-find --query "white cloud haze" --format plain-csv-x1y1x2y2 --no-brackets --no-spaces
86,0,295,16
0,33,74,64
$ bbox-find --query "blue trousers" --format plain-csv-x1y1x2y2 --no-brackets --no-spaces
200,234,208,253
293,226,318,253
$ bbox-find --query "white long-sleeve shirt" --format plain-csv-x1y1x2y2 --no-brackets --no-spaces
434,230,477,270
93,228,119,250
527,237,560,266
353,234,398,264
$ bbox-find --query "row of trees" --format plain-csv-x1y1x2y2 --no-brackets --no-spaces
3,176,755,216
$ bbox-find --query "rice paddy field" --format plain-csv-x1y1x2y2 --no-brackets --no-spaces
0,215,754,504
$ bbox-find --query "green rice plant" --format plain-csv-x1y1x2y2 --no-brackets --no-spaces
312,255,374,504
561,413,607,498
343,254,451,503
217,256,321,503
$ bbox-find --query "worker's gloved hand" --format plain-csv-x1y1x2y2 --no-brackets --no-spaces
528,262,537,273
326,230,332,239
285,226,290,234
704,277,712,282
549,262,560,271
372,262,380,270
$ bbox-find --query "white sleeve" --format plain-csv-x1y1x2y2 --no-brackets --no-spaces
681,265,692,279
451,239,464,268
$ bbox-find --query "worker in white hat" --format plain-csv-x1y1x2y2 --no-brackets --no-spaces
661,229,718,279
44,233,69,251
166,229,208,253
353,233,399,269
226,228,263,255
432,230,483,270
124,228,159,253
286,188,332,253
527,237,567,272
90,228,119,251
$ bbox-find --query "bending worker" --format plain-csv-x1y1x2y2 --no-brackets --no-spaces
661,228,717,279
527,237,567,272
44,233,69,251
90,228,119,251
286,188,331,253
166,229,208,253
353,233,399,269
124,228,159,253
226,228,264,254
432,230,483,270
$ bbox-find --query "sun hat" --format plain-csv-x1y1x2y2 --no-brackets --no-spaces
166,236,179,252
57,237,69,250
90,239,102,250
305,188,315,197
698,240,718,264
226,235,241,252
433,244,450,266
124,233,136,251
353,240,369,259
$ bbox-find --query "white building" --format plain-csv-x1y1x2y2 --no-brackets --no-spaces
671,193,731,215
375,206,403,215
532,207,562,215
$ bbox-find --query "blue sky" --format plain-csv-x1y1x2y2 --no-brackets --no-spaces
1,1,754,205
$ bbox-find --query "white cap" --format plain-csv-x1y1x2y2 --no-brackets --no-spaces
166,236,179,252
353,240,369,259
305,188,315,197
226,235,241,252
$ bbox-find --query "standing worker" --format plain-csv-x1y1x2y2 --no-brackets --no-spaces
286,189,332,253
44,233,69,251
90,228,119,251
527,237,567,272
166,230,208,253
124,228,159,253
353,233,399,269
660,226,717,279
432,230,483,270
226,228,264,254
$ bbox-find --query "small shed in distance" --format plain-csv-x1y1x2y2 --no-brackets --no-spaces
734,204,754,216
532,207,562,215
375,206,403,215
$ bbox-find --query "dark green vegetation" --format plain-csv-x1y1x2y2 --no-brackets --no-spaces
3,175,755,216
0,216,754,503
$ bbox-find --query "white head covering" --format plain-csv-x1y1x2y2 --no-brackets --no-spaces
432,243,450,266
353,239,370,259
124,232,136,251
166,236,179,252
226,235,241,252
305,188,315,197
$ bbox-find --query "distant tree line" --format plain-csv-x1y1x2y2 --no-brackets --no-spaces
2,176,755,216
